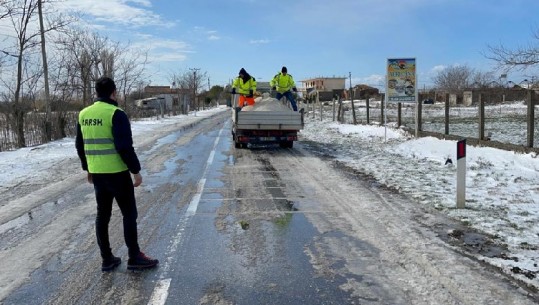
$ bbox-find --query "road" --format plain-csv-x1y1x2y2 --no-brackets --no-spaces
0,110,537,304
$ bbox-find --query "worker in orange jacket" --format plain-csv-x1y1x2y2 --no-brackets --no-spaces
232,68,257,107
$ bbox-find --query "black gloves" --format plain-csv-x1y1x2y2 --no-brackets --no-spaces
272,87,276,90
292,87,297,92
231,88,236,94
247,90,253,98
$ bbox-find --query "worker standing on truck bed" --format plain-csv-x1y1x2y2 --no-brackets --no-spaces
232,68,257,107
270,66,298,111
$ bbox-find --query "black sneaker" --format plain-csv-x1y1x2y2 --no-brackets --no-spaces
102,256,121,272
127,252,159,270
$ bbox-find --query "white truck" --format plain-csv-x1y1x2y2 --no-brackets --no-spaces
231,93,304,148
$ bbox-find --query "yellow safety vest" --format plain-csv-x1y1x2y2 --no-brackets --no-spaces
232,77,257,95
270,73,296,93
79,101,128,173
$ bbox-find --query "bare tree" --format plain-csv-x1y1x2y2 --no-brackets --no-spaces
470,71,497,88
0,1,15,65
170,69,208,113
170,71,189,114
0,1,14,19
37,0,52,141
56,29,119,106
485,28,539,72
115,45,149,111
1,0,69,147
432,65,475,93
46,41,80,139
1,0,43,147
56,26,151,116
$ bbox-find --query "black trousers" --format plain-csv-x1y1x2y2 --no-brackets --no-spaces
92,171,140,259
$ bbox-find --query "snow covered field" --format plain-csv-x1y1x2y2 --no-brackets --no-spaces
300,101,539,290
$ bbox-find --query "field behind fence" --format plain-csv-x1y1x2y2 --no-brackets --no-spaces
304,91,539,152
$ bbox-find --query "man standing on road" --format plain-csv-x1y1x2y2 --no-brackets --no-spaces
76,76,159,272
270,66,298,111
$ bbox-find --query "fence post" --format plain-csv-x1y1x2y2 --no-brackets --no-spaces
444,93,450,135
311,93,315,119
478,93,485,140
337,97,343,122
397,102,402,127
351,91,357,125
527,90,535,148
332,98,336,121
380,98,385,126
366,97,370,124
415,96,422,137
319,97,323,121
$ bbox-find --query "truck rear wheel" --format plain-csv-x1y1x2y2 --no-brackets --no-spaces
279,141,293,148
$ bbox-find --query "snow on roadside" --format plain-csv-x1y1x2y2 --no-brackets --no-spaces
300,115,539,289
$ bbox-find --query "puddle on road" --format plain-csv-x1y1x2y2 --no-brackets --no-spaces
434,223,539,280
273,198,298,212
434,222,505,258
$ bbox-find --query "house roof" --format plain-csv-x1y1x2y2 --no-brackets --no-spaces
301,77,347,82
144,86,173,95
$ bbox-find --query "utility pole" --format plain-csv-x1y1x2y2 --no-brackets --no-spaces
189,68,200,111
38,0,51,141
207,77,211,108
349,72,357,124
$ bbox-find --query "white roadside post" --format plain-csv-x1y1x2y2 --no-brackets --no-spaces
456,139,466,208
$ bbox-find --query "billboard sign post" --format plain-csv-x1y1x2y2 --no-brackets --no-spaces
386,58,417,103
385,58,418,140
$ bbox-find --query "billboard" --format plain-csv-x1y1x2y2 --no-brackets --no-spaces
386,58,417,103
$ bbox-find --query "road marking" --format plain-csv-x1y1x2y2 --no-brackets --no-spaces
148,123,226,305
186,128,222,215
147,279,172,305
186,178,205,215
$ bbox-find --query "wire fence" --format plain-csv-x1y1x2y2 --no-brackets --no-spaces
0,106,166,152
3,92,538,153
303,90,539,152
0,112,79,151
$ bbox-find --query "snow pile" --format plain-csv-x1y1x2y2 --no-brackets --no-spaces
242,93,292,112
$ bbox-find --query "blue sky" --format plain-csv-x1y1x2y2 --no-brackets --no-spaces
59,0,539,89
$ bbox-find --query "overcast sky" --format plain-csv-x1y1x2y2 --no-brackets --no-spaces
2,0,539,88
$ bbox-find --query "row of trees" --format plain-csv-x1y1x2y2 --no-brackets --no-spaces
432,28,539,94
0,0,225,151
0,0,151,148
432,66,496,92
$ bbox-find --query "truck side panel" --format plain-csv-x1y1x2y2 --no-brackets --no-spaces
236,111,303,131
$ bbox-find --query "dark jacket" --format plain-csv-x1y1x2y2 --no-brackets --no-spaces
76,97,141,174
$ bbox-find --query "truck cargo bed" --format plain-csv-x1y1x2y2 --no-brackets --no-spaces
235,111,303,130
230,93,304,148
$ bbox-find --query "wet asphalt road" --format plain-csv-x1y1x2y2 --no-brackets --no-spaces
1,110,538,305
2,112,353,304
